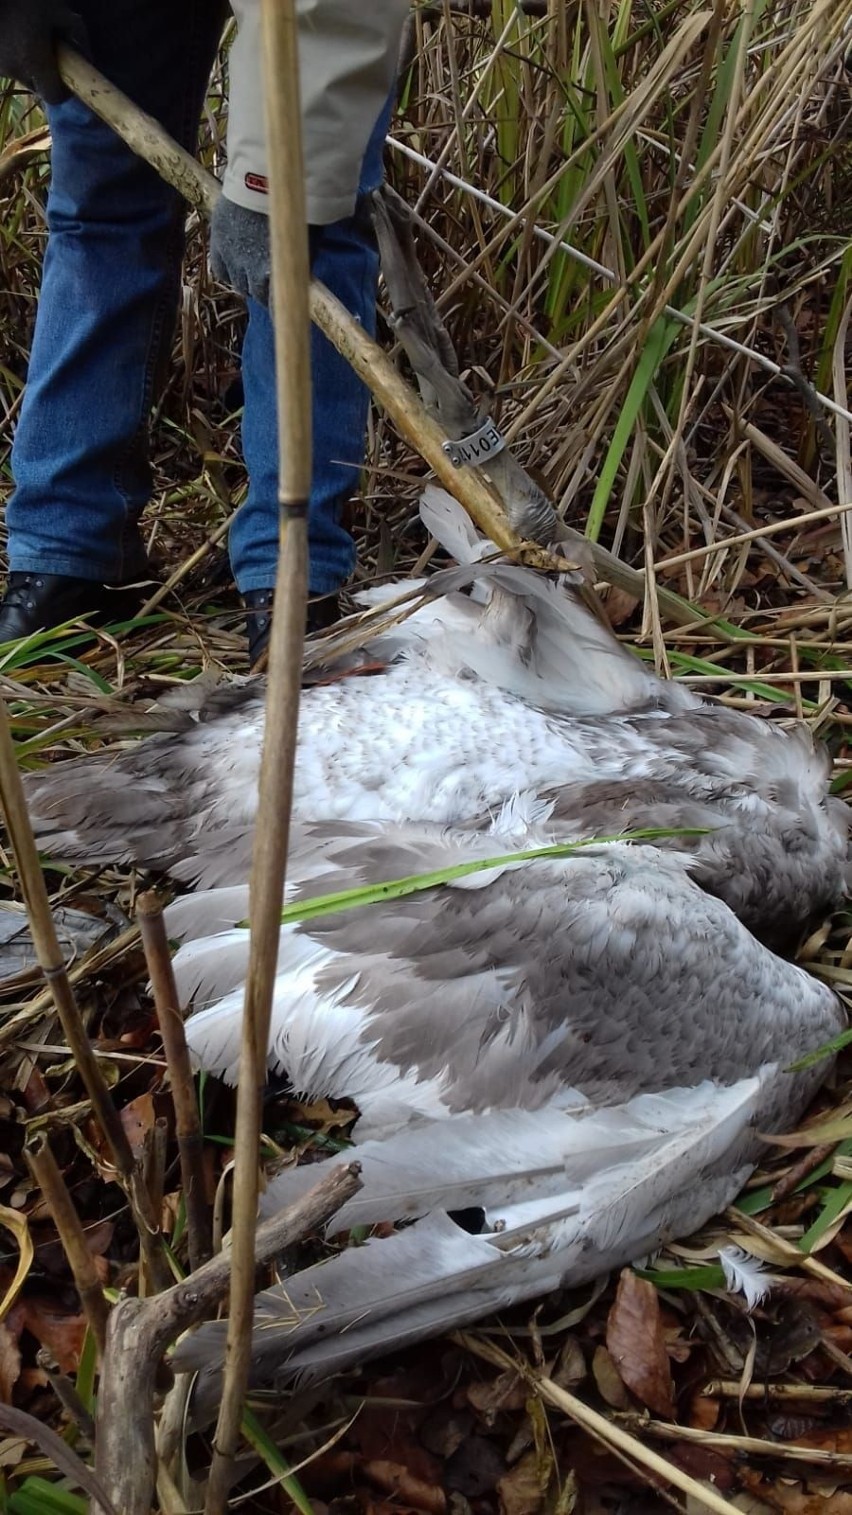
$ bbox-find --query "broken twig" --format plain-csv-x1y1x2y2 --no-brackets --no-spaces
92,1164,361,1515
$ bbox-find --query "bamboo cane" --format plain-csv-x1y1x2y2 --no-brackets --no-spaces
203,1,313,1507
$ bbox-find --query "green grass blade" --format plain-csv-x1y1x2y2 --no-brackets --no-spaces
241,1405,315,1515
800,1180,852,1254
585,318,680,541
258,827,709,930
8,1480,87,1515
735,1139,852,1217
787,1028,852,1073
74,1328,98,1418
636,1263,727,1293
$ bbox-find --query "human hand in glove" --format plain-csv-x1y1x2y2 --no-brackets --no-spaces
0,0,88,105
210,194,272,306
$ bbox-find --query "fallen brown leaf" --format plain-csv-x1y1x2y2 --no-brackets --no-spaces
354,1380,440,1487
119,1092,156,1159
118,1009,158,1048
667,1441,736,1492
600,585,640,627
0,1323,21,1404
467,1368,527,1422
279,1096,356,1135
296,1447,358,1496
362,1459,447,1514
606,1269,676,1418
591,1345,631,1409
551,1335,587,1391
497,1448,551,1515
418,1407,471,1459
739,1469,852,1513
687,1393,721,1431
783,1426,852,1454
822,1323,852,1353
444,1435,506,1498
15,1298,86,1373
778,1279,852,1313
87,1090,157,1174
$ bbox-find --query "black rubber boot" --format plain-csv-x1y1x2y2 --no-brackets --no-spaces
243,588,340,671
0,571,153,643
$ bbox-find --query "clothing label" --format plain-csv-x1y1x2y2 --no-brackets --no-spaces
442,417,506,469
244,172,269,194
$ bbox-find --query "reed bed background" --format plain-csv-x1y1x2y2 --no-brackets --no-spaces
2,0,850,626
0,2,851,1512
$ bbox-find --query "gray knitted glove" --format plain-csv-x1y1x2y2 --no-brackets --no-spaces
0,0,87,104
210,194,271,306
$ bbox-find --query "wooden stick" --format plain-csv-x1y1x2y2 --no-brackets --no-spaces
25,1133,110,1359
136,892,212,1271
56,45,214,214
93,1163,361,1515
205,0,313,1505
52,44,552,565
0,700,170,1293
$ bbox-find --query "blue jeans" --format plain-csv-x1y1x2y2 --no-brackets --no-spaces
7,0,387,595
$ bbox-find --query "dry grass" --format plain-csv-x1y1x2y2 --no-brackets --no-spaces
1,2,852,1511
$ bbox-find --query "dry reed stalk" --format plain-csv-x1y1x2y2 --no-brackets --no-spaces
136,892,212,1272
204,0,312,1504
466,0,852,521
616,1415,852,1470
390,134,851,427
649,0,755,548
834,292,852,585
703,1381,852,1402
456,1332,745,1515
25,1132,110,1358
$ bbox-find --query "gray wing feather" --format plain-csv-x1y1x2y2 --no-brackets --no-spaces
175,1077,764,1408
177,833,843,1131
291,840,842,1107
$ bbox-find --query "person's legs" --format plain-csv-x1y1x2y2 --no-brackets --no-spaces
4,0,227,588
231,96,393,600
